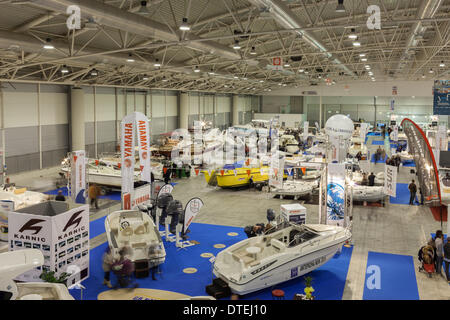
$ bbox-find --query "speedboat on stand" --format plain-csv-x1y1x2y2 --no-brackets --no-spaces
352,185,385,202
212,223,351,295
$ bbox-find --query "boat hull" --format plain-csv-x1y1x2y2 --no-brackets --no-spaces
214,241,346,295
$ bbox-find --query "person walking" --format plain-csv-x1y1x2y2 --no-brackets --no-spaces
88,183,100,210
55,190,66,202
444,238,450,283
408,180,417,205
102,247,115,288
368,172,376,187
435,231,444,276
148,243,162,280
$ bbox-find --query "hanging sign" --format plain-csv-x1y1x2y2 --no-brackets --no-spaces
70,150,86,204
433,80,450,115
384,165,397,197
135,112,151,183
327,163,346,226
272,57,283,70
392,86,398,96
390,99,395,111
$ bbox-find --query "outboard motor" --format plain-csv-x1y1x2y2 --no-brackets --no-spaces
166,199,183,234
157,193,173,226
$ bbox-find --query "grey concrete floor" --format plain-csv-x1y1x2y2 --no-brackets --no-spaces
7,137,450,299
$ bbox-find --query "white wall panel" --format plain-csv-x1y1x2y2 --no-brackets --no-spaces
40,92,68,125
126,92,134,114
95,92,116,121
4,91,38,128
136,93,145,114
166,95,178,117
189,94,199,115
152,93,165,117
84,87,95,122
117,89,126,120
217,96,231,113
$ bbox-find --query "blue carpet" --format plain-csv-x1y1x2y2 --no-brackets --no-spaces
69,223,353,300
363,251,419,300
367,132,381,136
403,162,416,167
389,183,419,205
89,216,107,239
390,144,397,149
370,154,388,164
372,140,384,146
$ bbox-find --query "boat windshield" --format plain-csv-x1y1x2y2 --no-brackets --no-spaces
287,228,319,247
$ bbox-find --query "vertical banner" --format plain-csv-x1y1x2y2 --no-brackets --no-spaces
318,167,328,225
135,112,151,183
390,99,395,111
303,121,309,141
121,113,136,210
70,150,86,204
433,80,450,115
360,123,368,141
327,163,346,226
437,125,447,151
393,125,399,142
329,136,340,163
384,165,397,197
183,198,204,232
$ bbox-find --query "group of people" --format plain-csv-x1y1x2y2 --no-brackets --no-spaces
422,231,450,282
359,172,376,186
374,147,386,162
102,243,162,289
386,155,402,171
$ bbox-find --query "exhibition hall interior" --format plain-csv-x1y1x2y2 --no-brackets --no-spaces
0,0,449,303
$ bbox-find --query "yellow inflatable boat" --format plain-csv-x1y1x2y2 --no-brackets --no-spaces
203,166,286,188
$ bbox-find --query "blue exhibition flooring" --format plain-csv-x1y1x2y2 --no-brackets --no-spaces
45,187,121,201
370,154,388,163
371,140,385,146
69,222,353,300
430,233,448,242
389,183,419,205
363,251,419,300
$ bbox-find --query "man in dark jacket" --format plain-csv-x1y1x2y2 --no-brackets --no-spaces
368,172,376,186
444,238,450,283
408,180,417,205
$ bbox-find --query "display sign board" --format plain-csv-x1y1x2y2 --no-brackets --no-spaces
183,197,204,232
280,204,306,225
131,184,151,210
433,80,450,115
269,155,284,188
392,86,398,96
8,202,89,286
303,121,309,141
272,57,283,70
70,150,86,204
437,125,447,151
383,165,397,197
327,163,346,226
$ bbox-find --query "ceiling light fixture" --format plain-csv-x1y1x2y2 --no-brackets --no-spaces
233,40,241,50
154,59,161,67
61,65,69,74
299,69,305,73
250,47,257,55
194,66,200,73
138,1,150,15
348,28,357,40
352,41,361,47
440,61,445,67
143,75,149,81
43,38,54,50
127,54,135,62
361,58,368,62
179,17,190,31
359,53,366,57
336,0,346,12
429,68,434,73
90,68,98,76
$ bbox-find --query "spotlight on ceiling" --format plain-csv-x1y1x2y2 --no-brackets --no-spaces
162,76,168,82
440,61,445,67
359,53,366,57
250,46,257,55
336,0,346,12
43,38,54,50
90,68,98,76
138,1,150,15
61,65,69,74
352,40,361,47
194,66,200,73
143,75,149,81
233,40,241,50
361,58,368,62
179,17,190,31
154,59,161,67
127,54,135,62
429,68,434,73
348,28,357,40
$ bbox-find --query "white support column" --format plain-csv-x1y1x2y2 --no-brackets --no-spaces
37,84,42,169
179,92,189,129
70,87,85,151
232,95,239,126
94,86,97,158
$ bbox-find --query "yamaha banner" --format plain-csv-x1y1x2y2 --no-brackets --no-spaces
383,165,397,197
135,112,151,183
121,113,137,210
183,198,204,232
70,150,86,204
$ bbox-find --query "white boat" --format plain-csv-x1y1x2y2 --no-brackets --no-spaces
99,155,164,181
0,249,74,300
0,186,49,210
352,185,385,202
348,138,368,157
352,172,384,185
213,223,351,295
270,180,318,199
105,210,166,267
398,151,414,162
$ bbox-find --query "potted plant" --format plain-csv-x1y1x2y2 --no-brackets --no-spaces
303,276,315,300
40,270,70,286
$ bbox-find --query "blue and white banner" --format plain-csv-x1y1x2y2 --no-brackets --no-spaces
433,80,450,115
327,163,346,226
70,150,86,204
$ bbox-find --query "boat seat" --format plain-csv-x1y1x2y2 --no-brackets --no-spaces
120,227,134,237
134,224,147,235
270,239,285,253
249,261,260,267
131,242,147,249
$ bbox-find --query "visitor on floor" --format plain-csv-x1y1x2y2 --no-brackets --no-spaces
111,248,138,289
408,180,417,205
102,247,115,288
356,151,362,161
419,188,424,205
368,172,376,187
361,172,368,186
444,238,450,283
164,167,171,184
148,243,162,280
89,183,100,210
435,231,444,276
55,190,65,202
